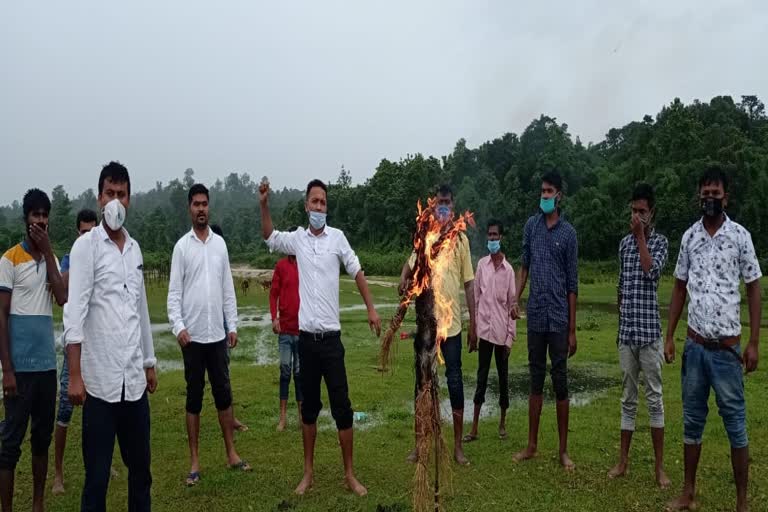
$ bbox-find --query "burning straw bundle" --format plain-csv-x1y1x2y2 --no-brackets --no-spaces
379,198,473,512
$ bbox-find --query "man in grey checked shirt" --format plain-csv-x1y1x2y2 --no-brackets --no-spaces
607,183,670,488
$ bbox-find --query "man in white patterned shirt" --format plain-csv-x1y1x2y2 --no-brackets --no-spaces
608,184,670,488
64,162,157,512
665,166,762,512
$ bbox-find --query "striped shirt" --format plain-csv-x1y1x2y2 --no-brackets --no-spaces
521,213,578,333
617,230,668,346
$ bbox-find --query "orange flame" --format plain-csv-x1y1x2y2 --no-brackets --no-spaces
402,197,474,363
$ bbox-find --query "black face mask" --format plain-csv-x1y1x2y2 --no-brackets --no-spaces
701,197,724,218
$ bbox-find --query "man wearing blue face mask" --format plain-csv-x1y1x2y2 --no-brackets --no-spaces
512,171,578,471
260,178,381,498
464,219,516,444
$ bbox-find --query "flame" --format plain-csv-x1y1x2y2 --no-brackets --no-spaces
402,197,474,363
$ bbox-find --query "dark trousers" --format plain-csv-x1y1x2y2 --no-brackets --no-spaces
414,333,464,410
0,370,56,470
298,331,353,430
528,330,569,401
182,339,233,414
81,391,151,512
473,339,509,409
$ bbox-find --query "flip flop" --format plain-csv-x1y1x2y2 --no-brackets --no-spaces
185,472,201,487
234,424,249,433
229,460,252,472
462,434,479,443
498,430,508,440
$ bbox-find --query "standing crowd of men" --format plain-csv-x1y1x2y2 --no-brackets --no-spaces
0,161,761,511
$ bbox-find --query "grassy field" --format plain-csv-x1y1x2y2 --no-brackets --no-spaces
14,276,768,511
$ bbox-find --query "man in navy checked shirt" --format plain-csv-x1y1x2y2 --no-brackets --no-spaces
512,172,578,471
607,184,670,488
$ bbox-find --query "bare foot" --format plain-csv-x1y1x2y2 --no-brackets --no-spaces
666,495,698,511
51,477,64,496
498,426,508,440
512,446,538,462
406,448,418,464
656,468,672,489
560,452,575,472
454,448,470,466
345,475,368,497
294,473,314,495
607,462,628,479
277,416,287,432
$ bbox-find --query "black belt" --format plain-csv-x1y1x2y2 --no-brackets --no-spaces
300,330,341,342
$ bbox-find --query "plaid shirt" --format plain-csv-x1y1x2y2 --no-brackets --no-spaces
522,213,578,333
617,230,668,346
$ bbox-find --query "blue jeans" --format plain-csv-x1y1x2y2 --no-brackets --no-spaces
278,334,302,402
682,338,747,448
57,356,74,427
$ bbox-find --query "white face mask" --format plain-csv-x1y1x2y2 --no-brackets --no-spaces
308,211,326,230
103,199,126,231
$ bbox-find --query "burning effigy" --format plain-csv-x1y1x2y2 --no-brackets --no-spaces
379,197,474,512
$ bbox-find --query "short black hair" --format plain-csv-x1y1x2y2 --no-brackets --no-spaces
541,172,563,192
22,188,51,219
698,165,729,193
75,208,98,229
487,218,504,236
631,183,655,210
306,179,328,198
188,183,209,204
98,161,131,196
210,224,223,238
436,184,453,200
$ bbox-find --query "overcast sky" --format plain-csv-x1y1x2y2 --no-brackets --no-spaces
1,0,766,205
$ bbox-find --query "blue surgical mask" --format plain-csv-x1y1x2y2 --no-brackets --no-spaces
540,196,556,214
487,240,501,254
436,205,451,222
308,211,326,230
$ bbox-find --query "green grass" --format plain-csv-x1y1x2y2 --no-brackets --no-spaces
16,277,768,511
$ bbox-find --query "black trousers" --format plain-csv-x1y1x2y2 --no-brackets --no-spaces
473,339,510,409
298,331,353,430
528,330,569,401
182,339,233,414
0,370,56,470
81,391,151,512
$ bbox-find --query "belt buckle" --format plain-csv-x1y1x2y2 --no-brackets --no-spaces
313,332,323,342
702,338,720,350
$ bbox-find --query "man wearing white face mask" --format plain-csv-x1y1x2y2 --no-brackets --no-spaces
260,178,381,498
64,161,157,512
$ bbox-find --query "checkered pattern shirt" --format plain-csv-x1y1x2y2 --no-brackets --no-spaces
617,230,668,346
522,213,578,333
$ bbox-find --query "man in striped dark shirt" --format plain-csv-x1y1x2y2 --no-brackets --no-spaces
512,172,578,471
607,183,670,488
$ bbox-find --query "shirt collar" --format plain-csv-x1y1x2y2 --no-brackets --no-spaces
484,254,510,271
537,212,562,230
20,240,31,254
304,226,329,238
96,223,133,247
695,213,732,238
189,227,212,244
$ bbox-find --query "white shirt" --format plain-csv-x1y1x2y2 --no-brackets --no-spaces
265,226,361,332
63,224,156,403
167,228,238,343
674,215,762,339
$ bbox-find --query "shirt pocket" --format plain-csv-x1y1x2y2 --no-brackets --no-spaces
125,263,144,305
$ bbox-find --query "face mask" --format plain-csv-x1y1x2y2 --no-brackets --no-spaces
540,196,556,214
308,211,326,230
436,205,451,222
701,197,724,218
103,199,126,231
487,240,501,254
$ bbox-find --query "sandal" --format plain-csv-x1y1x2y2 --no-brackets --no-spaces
234,423,249,433
462,434,479,443
229,460,252,472
185,471,201,487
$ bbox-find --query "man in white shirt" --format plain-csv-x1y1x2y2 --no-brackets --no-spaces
167,184,246,487
259,178,381,497
64,162,157,512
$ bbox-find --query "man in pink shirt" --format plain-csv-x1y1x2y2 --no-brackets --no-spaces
465,219,517,442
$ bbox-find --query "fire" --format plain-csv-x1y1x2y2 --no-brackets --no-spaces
401,197,474,363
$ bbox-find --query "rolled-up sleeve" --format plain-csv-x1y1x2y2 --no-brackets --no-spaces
338,232,362,278
222,244,238,333
566,228,578,296
643,235,668,281
63,236,94,345
265,229,298,255
167,242,185,337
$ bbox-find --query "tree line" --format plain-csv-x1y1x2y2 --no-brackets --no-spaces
1,95,766,274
